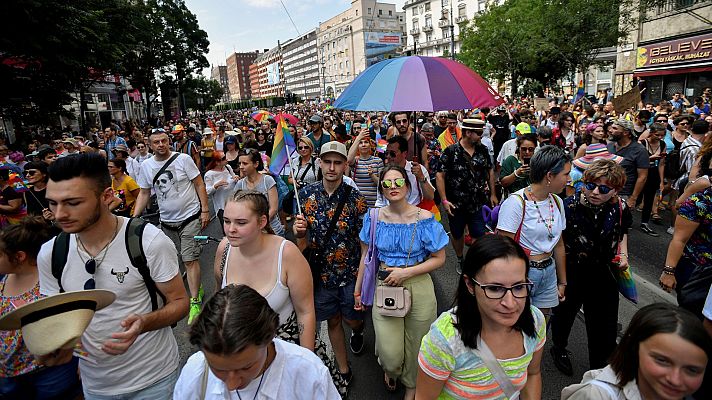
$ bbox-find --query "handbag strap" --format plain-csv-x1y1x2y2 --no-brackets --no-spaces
616,197,623,255
404,208,421,268
476,336,520,399
200,356,210,399
512,194,526,244
152,152,180,187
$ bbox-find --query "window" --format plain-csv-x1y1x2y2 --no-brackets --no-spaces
425,2,431,11
458,4,466,16
425,16,432,27
443,0,449,6
389,10,392,16
368,7,372,14
426,33,432,42
379,9,382,16
412,7,418,16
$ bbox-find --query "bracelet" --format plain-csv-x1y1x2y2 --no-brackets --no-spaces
353,291,361,296
201,210,209,213
558,282,567,286
514,170,522,178
663,265,675,273
661,270,675,276
442,199,449,205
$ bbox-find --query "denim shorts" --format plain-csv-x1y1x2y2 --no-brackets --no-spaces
314,280,364,322
529,259,559,308
448,208,486,240
0,357,81,399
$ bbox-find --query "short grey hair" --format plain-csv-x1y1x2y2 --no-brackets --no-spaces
529,145,572,183
421,122,434,131
613,118,634,134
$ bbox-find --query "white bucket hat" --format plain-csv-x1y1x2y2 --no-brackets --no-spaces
0,289,115,355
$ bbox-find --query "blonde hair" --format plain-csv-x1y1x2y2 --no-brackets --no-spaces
298,136,314,152
583,159,626,190
226,190,274,234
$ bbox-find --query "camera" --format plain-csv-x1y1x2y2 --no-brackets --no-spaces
384,297,395,307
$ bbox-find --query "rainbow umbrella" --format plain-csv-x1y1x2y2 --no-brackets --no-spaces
333,56,503,111
250,110,274,122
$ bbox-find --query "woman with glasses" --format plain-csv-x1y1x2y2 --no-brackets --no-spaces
235,149,284,237
500,134,537,196
134,142,151,163
639,123,667,236
255,129,272,158
497,146,570,321
416,234,545,399
22,162,54,223
354,165,447,398
347,127,383,208
549,160,631,376
292,137,320,189
107,159,140,218
204,151,237,231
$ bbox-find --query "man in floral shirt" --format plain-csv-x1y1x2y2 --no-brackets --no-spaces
436,119,499,273
293,141,368,386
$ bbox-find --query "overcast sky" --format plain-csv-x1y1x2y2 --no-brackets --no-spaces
185,0,406,75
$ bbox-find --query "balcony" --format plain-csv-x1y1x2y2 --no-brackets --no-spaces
422,25,433,32
456,15,468,23
409,27,421,35
438,20,450,28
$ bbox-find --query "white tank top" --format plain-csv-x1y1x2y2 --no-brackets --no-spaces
221,240,293,325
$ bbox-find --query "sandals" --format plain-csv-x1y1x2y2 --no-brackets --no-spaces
384,373,397,392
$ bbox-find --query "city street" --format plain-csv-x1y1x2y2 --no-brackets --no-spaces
172,206,677,399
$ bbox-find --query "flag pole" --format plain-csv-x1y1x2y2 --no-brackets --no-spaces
280,113,303,215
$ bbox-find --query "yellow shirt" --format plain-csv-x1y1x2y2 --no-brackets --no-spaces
112,175,140,214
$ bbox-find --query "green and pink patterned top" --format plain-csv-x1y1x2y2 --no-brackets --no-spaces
0,276,43,377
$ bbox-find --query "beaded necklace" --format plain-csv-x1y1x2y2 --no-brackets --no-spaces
527,186,555,240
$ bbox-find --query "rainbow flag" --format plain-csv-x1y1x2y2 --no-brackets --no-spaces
269,113,297,175
7,172,30,193
418,198,441,222
572,79,585,104
375,132,388,153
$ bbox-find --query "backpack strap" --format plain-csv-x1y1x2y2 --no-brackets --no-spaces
51,232,70,293
125,218,165,311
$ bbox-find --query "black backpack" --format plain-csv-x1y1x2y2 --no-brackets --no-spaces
51,218,166,312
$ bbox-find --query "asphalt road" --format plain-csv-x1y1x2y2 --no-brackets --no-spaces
171,206,677,399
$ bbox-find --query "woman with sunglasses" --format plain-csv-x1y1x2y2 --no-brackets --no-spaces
292,137,320,189
204,151,237,229
355,165,448,398
499,134,537,196
22,162,54,224
416,234,545,399
549,159,631,376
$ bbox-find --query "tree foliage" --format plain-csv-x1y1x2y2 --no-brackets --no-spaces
0,0,209,126
458,0,638,96
183,76,223,111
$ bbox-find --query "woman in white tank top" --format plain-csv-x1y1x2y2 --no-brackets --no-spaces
214,190,349,397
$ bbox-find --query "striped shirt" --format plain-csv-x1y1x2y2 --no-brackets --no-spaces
418,306,546,399
351,156,383,208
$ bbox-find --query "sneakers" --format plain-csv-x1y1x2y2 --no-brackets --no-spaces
350,331,364,355
641,223,660,237
188,298,201,325
456,257,463,275
198,285,205,303
666,226,675,235
550,346,573,376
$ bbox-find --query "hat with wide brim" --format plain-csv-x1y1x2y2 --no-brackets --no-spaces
572,143,624,170
0,290,115,355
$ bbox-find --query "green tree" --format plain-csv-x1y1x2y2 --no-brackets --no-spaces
183,76,223,111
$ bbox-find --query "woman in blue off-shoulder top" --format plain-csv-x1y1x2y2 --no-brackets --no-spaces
354,165,449,399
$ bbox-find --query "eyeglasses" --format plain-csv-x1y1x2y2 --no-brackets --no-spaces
471,279,534,299
84,259,96,290
678,122,689,126
386,150,398,158
395,119,409,125
298,146,311,150
656,119,668,123
24,170,39,176
519,147,535,153
381,178,407,189
584,181,614,194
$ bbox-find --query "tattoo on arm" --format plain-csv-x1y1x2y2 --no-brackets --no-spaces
298,322,305,335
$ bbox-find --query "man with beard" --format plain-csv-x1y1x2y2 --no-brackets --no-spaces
38,153,188,398
392,111,429,172
607,119,649,209
133,130,210,325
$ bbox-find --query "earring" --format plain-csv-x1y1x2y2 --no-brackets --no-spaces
547,180,551,185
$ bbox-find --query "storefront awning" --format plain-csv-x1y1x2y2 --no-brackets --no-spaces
634,63,712,77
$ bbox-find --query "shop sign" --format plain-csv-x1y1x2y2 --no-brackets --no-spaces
636,33,712,68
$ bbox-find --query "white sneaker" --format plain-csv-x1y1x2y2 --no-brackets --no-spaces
666,227,675,235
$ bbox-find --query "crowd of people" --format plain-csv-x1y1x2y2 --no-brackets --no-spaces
0,89,711,399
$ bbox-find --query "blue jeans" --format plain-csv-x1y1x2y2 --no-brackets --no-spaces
82,368,178,400
0,357,81,399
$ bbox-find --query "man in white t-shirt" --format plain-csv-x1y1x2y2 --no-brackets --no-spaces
133,130,210,325
375,135,434,207
38,153,188,399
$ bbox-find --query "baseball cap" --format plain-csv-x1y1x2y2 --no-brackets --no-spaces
319,141,347,159
309,115,323,123
515,122,532,135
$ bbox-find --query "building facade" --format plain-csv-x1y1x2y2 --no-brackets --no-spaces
251,46,284,99
210,65,231,103
317,0,406,98
226,51,259,101
403,0,494,58
282,29,321,101
616,0,712,104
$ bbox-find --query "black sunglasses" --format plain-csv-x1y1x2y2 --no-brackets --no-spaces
84,259,96,290
386,150,398,157
584,181,613,194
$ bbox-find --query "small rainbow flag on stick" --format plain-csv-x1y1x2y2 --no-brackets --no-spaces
269,114,297,175
7,172,29,193
572,79,585,104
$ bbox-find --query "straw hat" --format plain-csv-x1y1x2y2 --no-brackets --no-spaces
0,290,115,355
572,143,623,170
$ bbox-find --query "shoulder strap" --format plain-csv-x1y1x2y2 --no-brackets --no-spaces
513,194,526,243
322,185,352,243
152,153,180,187
219,243,229,282
477,336,520,399
51,232,70,293
125,218,165,311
